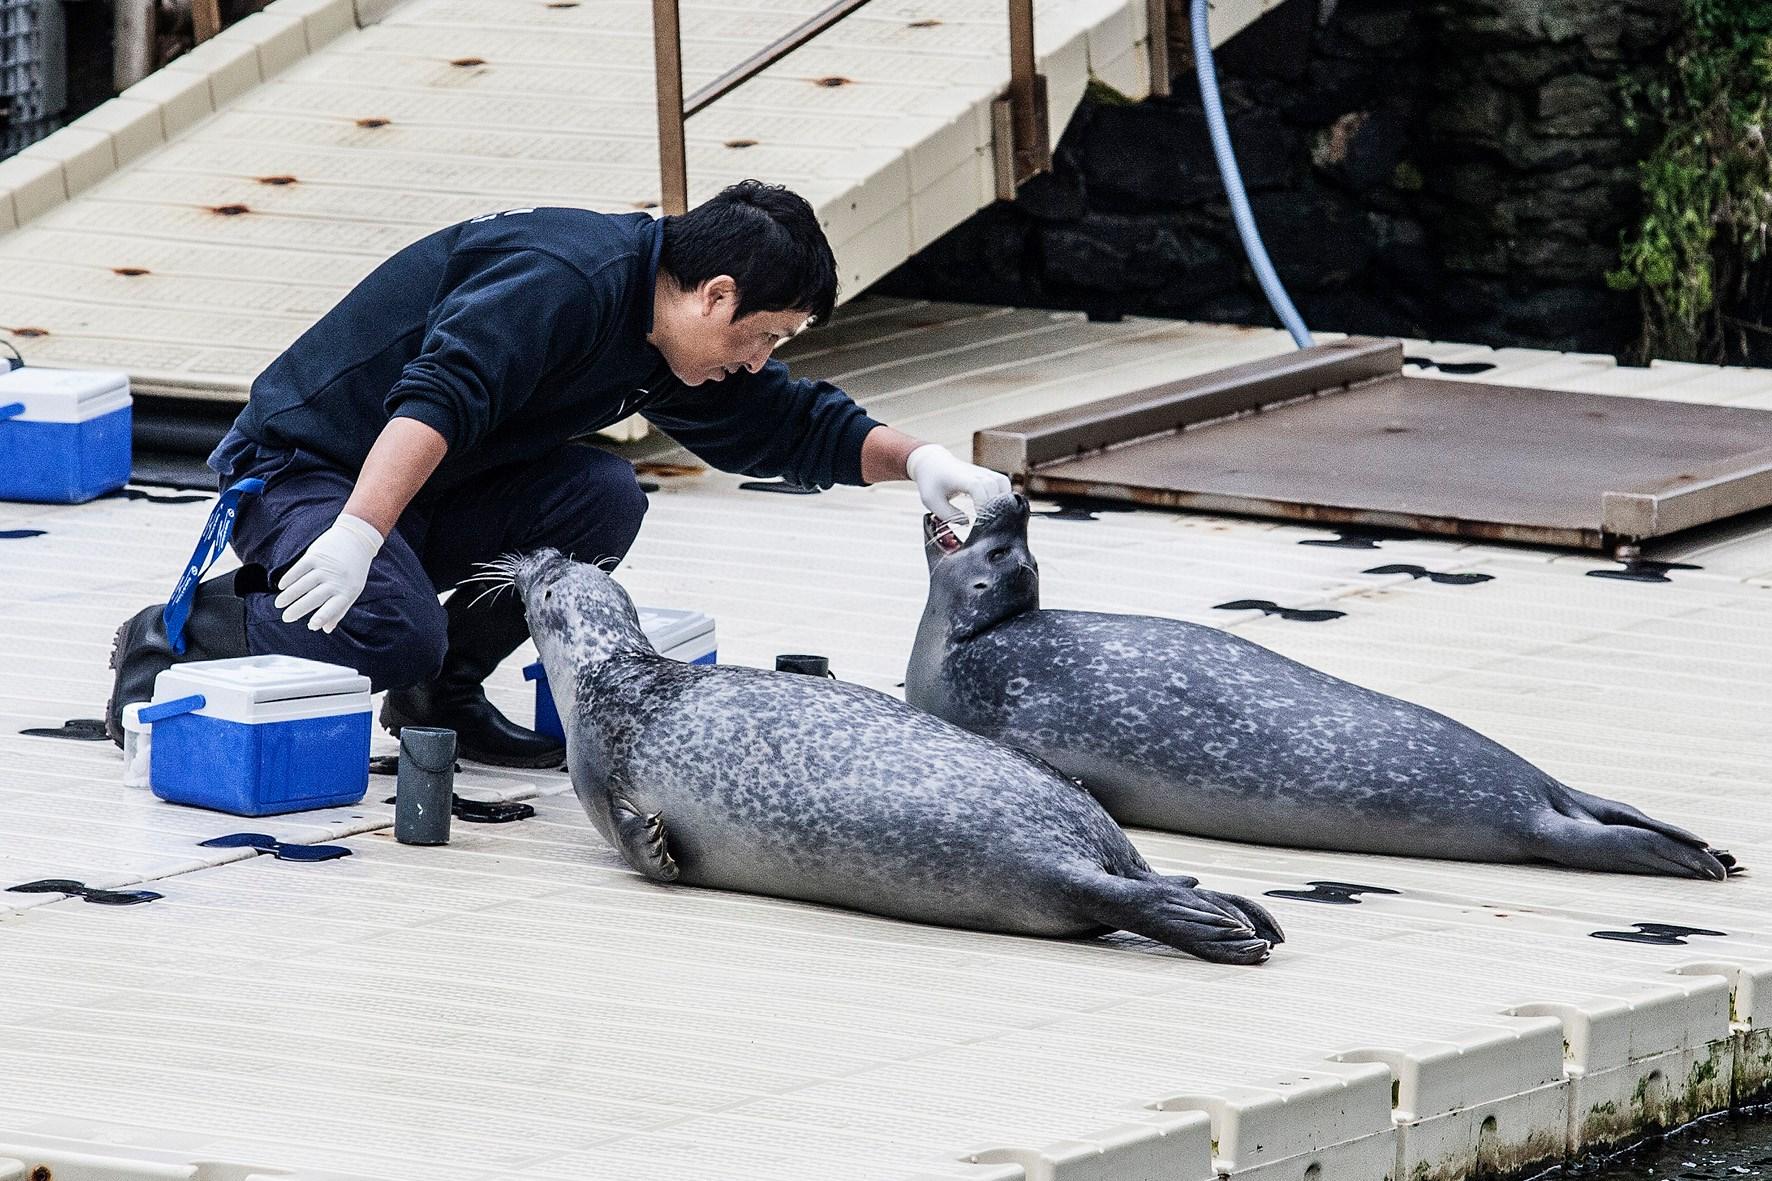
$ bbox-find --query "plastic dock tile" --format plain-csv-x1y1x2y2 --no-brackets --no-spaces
6,324,1772,1176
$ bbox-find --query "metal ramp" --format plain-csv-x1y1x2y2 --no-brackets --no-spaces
978,337,1772,553
0,0,1283,401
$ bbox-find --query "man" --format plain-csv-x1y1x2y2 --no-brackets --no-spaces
106,180,1010,767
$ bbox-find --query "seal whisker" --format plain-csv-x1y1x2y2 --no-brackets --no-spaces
462,581,512,611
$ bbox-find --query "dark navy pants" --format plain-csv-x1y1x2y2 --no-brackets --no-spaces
213,433,648,691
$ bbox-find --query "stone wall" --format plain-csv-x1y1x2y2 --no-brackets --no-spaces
876,0,1683,356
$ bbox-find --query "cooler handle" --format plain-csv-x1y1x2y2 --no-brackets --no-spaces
136,694,207,724
0,402,24,423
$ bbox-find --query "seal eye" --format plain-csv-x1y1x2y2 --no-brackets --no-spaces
989,547,1010,562
972,580,989,591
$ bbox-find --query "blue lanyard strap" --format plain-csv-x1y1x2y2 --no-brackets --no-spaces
163,477,264,654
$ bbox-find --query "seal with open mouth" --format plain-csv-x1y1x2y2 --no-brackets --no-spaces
502,549,1284,963
907,495,1735,880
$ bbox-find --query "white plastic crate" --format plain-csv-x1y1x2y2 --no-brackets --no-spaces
0,0,60,152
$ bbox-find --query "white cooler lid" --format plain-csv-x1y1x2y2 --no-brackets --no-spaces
154,655,371,724
637,607,714,653
0,366,132,423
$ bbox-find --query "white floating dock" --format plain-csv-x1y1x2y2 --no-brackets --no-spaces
3,299,1770,1181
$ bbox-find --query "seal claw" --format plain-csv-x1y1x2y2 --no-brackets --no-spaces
612,794,679,882
1198,888,1286,945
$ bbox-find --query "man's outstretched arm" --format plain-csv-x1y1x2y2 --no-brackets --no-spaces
644,362,1010,515
861,425,1011,523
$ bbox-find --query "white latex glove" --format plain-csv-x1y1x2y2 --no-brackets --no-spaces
274,513,384,633
905,443,1013,524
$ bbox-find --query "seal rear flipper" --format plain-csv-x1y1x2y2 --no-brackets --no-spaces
611,794,680,883
1078,873,1277,965
1528,814,1729,880
1555,785,1713,849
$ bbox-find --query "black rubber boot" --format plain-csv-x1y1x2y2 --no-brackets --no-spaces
105,566,258,747
380,589,565,769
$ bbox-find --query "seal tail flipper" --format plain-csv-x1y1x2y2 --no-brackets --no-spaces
610,794,680,883
1526,813,1730,880
1548,785,1738,875
1555,785,1712,848
1079,874,1279,964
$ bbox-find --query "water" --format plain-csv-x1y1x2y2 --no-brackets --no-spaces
1569,1111,1772,1179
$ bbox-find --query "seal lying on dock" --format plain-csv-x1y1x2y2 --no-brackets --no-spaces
502,549,1284,964
907,496,1735,881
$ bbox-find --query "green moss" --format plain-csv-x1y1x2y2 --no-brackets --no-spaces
1084,76,1135,107
1611,0,1772,361
1739,1031,1772,1103
1582,1099,1630,1147
1680,1046,1732,1122
1391,160,1425,191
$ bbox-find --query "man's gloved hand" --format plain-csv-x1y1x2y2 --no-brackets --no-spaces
905,443,1013,524
274,513,384,633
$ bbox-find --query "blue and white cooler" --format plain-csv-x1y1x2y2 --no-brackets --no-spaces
135,655,373,816
0,366,132,503
525,606,715,742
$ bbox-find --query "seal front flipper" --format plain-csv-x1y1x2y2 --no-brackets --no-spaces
611,793,680,882
1076,872,1277,964
1194,887,1286,946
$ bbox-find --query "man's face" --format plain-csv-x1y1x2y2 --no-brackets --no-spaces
657,275,811,386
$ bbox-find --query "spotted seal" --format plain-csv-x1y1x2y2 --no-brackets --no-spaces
504,549,1283,963
907,496,1734,880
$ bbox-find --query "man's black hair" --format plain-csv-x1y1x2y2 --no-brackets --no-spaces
659,180,839,327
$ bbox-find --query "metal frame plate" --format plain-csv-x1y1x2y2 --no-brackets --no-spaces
975,337,1772,551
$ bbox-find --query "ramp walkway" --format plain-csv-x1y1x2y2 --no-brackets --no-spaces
0,0,1279,399
3,300,1772,1180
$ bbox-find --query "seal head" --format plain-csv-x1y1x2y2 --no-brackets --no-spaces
921,494,1039,640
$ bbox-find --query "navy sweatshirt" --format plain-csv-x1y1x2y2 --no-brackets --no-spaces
224,207,880,493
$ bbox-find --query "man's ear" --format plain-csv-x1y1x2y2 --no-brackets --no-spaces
699,275,739,319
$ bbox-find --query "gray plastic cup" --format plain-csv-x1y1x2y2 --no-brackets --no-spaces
774,654,833,678
394,726,457,846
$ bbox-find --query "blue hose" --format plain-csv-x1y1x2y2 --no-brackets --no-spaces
1189,0,1315,348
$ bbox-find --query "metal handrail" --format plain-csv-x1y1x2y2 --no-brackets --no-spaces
652,0,1167,216
685,0,876,119
653,0,881,215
